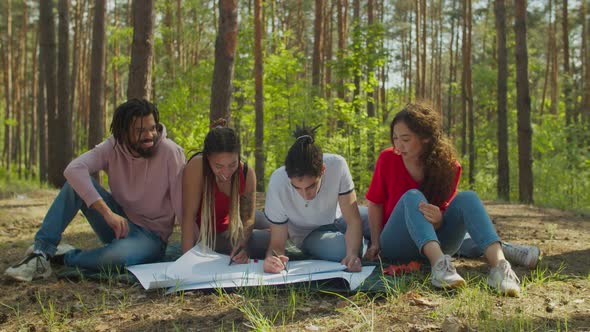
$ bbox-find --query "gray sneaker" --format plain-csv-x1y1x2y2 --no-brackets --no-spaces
502,242,541,269
431,255,466,289
488,259,520,297
4,253,52,282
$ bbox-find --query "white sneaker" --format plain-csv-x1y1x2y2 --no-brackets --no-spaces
488,259,520,297
4,253,52,282
25,243,76,257
502,242,541,269
431,255,466,289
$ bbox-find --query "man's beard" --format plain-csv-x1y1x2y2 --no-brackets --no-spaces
130,135,159,158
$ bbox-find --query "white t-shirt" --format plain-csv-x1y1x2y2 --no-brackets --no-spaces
264,153,355,246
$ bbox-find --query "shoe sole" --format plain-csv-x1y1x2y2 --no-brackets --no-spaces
432,278,466,289
487,280,520,297
4,270,51,282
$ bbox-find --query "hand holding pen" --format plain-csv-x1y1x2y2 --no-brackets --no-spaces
263,250,289,273
228,246,249,265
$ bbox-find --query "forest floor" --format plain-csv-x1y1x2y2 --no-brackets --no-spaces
0,188,589,331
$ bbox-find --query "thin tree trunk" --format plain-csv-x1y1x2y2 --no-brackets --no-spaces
209,0,239,122
367,0,376,168
461,0,467,156
37,26,47,183
89,0,106,154
336,0,348,100
446,0,457,134
514,0,534,204
254,0,265,192
56,0,72,186
312,0,323,91
2,0,13,170
127,0,155,100
495,0,510,200
40,0,60,187
176,0,184,69
29,28,38,177
414,0,421,99
466,0,474,188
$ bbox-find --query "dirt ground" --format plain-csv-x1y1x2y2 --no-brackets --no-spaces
0,189,589,331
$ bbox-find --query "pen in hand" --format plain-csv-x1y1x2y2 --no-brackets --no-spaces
272,249,288,272
228,247,244,266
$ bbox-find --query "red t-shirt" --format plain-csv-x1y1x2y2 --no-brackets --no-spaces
365,147,461,227
196,163,246,233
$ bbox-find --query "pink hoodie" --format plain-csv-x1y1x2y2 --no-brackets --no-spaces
63,124,185,242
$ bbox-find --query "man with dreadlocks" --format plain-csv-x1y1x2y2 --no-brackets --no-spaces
263,125,366,274
5,99,185,282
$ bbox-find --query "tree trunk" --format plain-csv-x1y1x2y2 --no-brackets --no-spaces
414,0,421,99
336,0,347,100
466,0,474,188
446,0,457,134
38,57,47,183
29,28,38,177
89,0,106,155
209,0,238,123
254,0,265,192
583,1,590,129
127,0,155,100
461,0,467,156
40,0,60,187
312,0,323,91
495,0,510,201
514,0,534,204
56,0,72,186
2,0,13,170
367,0,376,168
176,0,184,69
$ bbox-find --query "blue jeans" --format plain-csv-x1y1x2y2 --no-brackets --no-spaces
378,190,500,262
300,206,369,262
34,180,166,271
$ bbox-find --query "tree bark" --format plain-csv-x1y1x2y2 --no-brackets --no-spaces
89,0,106,154
40,0,60,187
514,0,534,204
209,0,238,123
56,0,72,186
495,0,510,201
2,0,13,170
127,0,155,100
312,0,323,91
254,0,265,192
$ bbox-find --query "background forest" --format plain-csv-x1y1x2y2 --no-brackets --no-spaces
0,0,589,212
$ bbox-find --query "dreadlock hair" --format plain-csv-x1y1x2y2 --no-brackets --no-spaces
390,102,458,207
110,98,160,147
285,124,323,178
198,118,243,251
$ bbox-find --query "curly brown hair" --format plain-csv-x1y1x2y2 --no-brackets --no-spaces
390,102,458,206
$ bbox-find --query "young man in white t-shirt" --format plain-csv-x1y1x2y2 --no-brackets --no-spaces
263,127,366,273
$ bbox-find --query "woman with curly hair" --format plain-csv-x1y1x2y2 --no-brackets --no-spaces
364,102,521,296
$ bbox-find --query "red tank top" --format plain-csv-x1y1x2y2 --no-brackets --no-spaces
196,163,246,233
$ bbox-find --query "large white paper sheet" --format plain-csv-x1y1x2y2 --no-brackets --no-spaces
127,245,375,292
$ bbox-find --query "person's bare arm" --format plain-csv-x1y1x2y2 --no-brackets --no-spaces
364,201,384,261
338,191,363,272
263,223,289,273
181,156,204,253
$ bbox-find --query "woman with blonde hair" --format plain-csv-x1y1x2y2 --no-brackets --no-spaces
365,102,521,296
181,119,268,262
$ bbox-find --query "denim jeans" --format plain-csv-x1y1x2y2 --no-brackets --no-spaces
300,206,369,262
34,180,166,271
378,189,500,262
